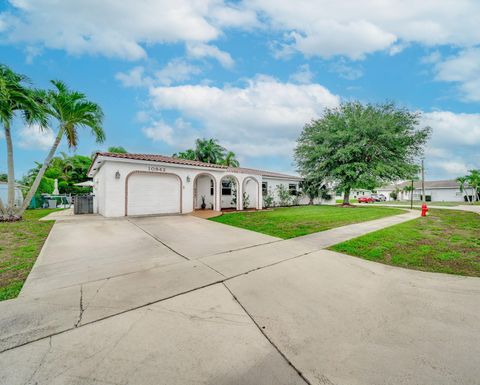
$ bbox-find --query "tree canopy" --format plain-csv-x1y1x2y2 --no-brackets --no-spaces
173,138,240,167
21,153,93,197
295,102,431,204
107,146,127,153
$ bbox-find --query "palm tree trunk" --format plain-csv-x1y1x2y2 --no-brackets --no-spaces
18,128,64,216
5,121,16,213
0,196,6,216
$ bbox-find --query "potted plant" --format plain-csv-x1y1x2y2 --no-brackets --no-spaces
201,195,207,209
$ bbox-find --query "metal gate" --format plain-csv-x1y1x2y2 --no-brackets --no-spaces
74,195,94,214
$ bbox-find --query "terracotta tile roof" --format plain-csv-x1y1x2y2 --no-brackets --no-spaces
94,152,228,169
90,152,302,180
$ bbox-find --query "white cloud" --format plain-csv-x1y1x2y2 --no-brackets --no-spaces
422,111,480,147
329,59,363,80
4,0,480,74
115,67,152,88
421,111,480,178
142,121,175,145
1,0,250,60
155,59,202,85
142,118,198,149
434,48,480,101
18,124,55,150
116,59,201,88
247,0,480,59
421,50,442,65
289,64,314,84
148,75,340,158
186,43,234,68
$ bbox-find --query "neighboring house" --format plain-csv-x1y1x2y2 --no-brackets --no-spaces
87,152,334,217
336,189,372,200
0,181,24,207
377,180,471,202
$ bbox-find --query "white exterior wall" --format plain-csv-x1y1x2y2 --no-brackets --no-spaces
263,177,334,206
243,178,260,209
91,158,266,217
376,187,465,202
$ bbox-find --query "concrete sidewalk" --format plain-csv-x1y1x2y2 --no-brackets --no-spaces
376,203,480,214
1,209,479,385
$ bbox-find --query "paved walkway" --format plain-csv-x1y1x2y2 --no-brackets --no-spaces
1,208,479,385
376,203,480,214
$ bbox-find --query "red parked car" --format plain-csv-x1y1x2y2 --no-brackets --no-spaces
357,196,375,203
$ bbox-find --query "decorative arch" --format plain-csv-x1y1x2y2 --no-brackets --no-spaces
192,172,218,211
242,176,261,210
124,170,183,216
220,174,241,210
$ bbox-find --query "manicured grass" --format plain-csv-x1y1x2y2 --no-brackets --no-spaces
210,205,405,239
331,209,480,276
0,209,58,301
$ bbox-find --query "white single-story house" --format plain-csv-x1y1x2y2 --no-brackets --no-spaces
377,180,474,202
336,189,372,200
0,181,24,207
87,152,334,217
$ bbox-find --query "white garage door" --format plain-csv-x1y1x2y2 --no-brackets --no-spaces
127,173,181,216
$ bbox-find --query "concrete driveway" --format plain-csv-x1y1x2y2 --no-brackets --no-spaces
1,211,479,385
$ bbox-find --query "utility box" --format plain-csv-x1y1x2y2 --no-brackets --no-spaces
74,195,94,214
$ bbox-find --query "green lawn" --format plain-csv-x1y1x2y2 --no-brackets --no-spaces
0,209,58,301
331,209,480,276
210,205,405,239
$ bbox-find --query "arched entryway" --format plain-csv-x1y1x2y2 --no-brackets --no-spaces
220,175,240,210
242,177,261,209
193,173,217,211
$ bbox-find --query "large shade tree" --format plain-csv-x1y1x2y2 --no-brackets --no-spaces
295,102,431,205
0,64,47,218
19,80,104,216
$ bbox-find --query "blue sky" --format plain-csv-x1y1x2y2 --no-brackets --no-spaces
1,0,479,180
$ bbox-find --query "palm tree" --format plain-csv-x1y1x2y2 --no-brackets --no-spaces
221,151,240,167
20,80,104,216
173,149,196,160
194,138,225,164
107,146,127,153
0,64,47,218
466,169,480,204
456,176,469,203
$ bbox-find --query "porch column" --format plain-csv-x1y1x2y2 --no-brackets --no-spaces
215,177,221,211
237,177,243,210
257,178,263,210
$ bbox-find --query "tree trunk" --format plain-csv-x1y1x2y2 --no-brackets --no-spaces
343,188,350,205
0,196,6,217
5,121,16,214
18,128,64,217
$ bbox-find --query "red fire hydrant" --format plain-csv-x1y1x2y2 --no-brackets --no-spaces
421,203,428,217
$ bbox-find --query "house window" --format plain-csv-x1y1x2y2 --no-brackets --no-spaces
289,183,298,196
262,182,268,196
222,180,232,195
210,180,214,196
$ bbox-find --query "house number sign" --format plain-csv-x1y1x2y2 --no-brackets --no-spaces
148,166,166,172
